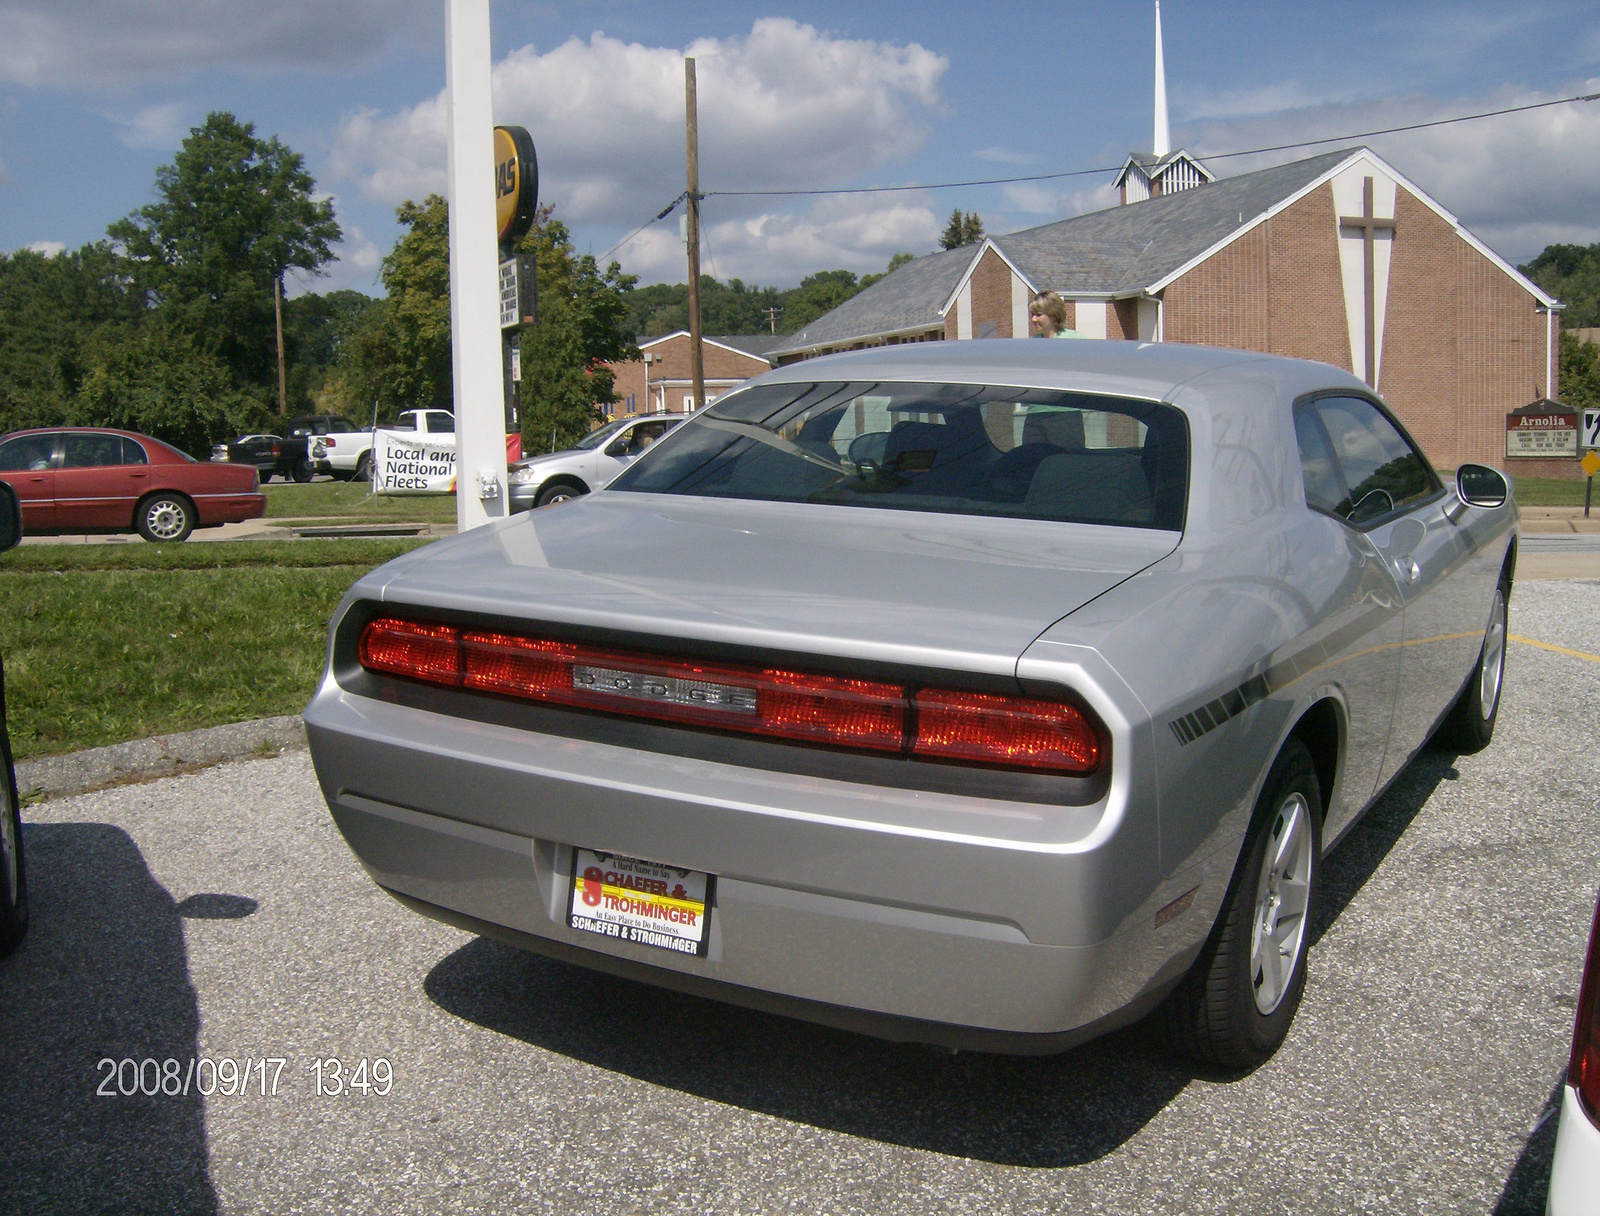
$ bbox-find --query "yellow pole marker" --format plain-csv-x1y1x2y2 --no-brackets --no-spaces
1509,635,1600,664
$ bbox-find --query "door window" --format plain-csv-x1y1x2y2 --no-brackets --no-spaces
1295,396,1438,526
120,437,148,465
426,412,454,433
0,435,56,471
61,433,127,468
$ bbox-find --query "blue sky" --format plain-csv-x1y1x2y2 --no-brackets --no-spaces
1,1,1597,295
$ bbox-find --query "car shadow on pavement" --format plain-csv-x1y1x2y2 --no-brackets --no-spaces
0,823,217,1215
427,935,1195,1168
1310,747,1458,946
425,747,1462,1170
1494,1079,1562,1215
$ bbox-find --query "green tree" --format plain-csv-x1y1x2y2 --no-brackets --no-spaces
0,243,144,433
282,289,381,412
513,207,639,449
74,326,263,457
939,209,985,250
331,198,637,450
108,111,340,396
779,270,864,332
1559,330,1600,411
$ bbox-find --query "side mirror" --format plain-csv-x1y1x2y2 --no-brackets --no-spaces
605,438,631,457
0,486,20,553
1456,464,1509,510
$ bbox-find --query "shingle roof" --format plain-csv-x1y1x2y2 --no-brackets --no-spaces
709,334,786,360
769,147,1358,359
997,147,1353,294
768,245,974,358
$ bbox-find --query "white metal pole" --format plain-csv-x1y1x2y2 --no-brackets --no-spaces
445,0,508,532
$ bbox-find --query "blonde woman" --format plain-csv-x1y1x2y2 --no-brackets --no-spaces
1028,290,1086,338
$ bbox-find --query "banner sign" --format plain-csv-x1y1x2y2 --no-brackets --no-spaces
1506,411,1578,458
373,428,456,495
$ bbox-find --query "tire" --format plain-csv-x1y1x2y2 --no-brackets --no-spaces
135,493,195,543
1160,737,1322,1070
1433,582,1508,754
258,469,273,484
291,461,314,484
353,453,373,484
535,481,586,508
0,704,27,959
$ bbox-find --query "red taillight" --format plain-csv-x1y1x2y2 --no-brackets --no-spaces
359,618,464,685
912,689,1100,774
324,437,337,448
1568,891,1600,1122
356,616,1102,774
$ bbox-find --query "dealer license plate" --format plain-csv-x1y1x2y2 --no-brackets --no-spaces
567,848,713,957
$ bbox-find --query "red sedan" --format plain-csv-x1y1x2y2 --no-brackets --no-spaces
0,427,265,543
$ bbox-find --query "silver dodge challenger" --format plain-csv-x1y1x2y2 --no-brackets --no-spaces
305,340,1516,1067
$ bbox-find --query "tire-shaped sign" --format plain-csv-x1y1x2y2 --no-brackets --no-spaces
494,126,538,247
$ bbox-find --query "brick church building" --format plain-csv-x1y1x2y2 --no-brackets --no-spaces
771,12,1567,477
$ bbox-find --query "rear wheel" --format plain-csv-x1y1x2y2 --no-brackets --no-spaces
353,453,373,484
258,469,273,483
1160,737,1322,1069
291,460,314,484
1433,583,1507,754
136,493,194,543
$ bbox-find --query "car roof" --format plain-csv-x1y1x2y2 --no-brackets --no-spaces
753,338,1367,405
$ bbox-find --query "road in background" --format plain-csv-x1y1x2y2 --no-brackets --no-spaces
3,581,1597,1214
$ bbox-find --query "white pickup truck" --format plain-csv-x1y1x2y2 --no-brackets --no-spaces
311,409,455,482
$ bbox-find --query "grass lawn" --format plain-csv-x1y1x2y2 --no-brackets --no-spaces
262,480,458,524
1509,475,1595,507
0,538,433,761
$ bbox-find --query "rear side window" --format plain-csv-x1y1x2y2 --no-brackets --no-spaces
611,381,1189,531
1294,395,1438,526
61,433,125,468
121,437,148,465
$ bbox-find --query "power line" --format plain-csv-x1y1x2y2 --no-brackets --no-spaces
702,90,1600,200
596,89,1600,260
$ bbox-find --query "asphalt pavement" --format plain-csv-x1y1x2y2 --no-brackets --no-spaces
4,580,1599,1215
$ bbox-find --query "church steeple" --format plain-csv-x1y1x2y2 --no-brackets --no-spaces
1153,0,1170,157
1113,2,1214,204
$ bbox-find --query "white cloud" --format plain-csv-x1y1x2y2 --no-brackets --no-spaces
1181,78,1600,262
974,147,1039,165
331,18,948,230
615,194,942,286
103,101,191,150
0,0,431,87
23,239,63,256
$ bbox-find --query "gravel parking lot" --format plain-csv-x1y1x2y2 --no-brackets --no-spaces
4,579,1598,1215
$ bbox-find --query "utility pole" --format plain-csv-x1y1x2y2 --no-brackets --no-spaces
763,306,780,335
274,275,287,416
684,57,706,413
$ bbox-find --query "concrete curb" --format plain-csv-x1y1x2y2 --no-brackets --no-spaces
14,714,307,802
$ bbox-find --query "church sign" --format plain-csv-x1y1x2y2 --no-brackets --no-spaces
1505,410,1578,459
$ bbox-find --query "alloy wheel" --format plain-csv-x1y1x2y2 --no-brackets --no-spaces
1250,791,1314,1015
1479,588,1507,722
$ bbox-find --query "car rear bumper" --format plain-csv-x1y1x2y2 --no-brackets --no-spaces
304,675,1203,1047
197,492,266,524
1549,1085,1600,1215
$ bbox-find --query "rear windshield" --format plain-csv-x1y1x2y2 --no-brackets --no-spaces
609,381,1189,531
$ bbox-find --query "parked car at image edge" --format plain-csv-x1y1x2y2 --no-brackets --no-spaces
0,427,264,542
304,340,1517,1067
509,415,685,510
0,482,28,958
311,409,455,482
211,415,360,483
1547,890,1600,1213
